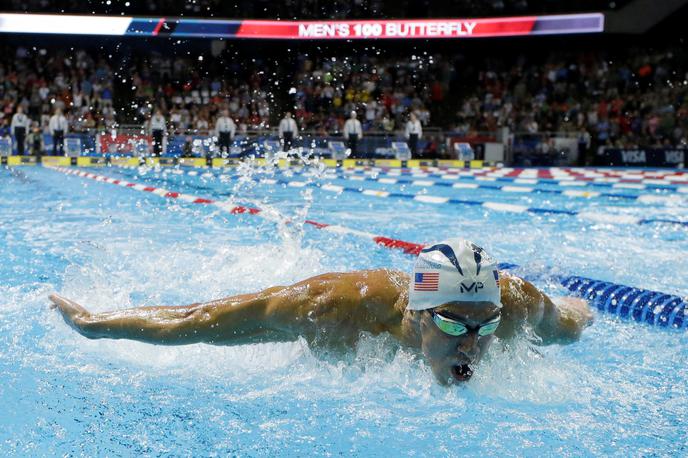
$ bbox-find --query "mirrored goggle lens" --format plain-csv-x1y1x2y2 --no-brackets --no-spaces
433,313,500,337
477,320,500,336
432,313,468,336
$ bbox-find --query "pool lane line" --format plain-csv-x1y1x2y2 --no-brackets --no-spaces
161,166,663,203
554,168,688,180
156,164,687,210
314,170,683,205
255,178,688,228
341,167,688,194
343,166,688,189
382,166,688,183
50,166,687,331
149,166,688,229
348,166,688,190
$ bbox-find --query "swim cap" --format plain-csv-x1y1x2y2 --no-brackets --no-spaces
407,238,502,310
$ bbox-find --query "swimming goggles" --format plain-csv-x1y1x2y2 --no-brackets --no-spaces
430,311,501,337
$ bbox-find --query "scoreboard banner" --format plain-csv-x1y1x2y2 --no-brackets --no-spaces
0,13,604,39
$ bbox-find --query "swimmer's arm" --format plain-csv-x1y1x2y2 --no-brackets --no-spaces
50,270,391,345
496,275,593,345
49,289,294,346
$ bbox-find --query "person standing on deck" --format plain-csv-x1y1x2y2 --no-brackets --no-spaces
150,110,167,157
343,111,363,158
278,112,298,152
215,109,236,157
11,106,30,155
49,108,68,156
404,112,423,158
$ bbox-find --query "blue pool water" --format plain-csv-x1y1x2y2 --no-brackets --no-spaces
1,164,687,456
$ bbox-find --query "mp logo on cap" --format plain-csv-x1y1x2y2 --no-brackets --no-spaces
460,281,484,293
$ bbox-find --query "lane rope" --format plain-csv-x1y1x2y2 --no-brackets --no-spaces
149,165,688,228
388,166,688,184
314,170,683,205
346,166,688,193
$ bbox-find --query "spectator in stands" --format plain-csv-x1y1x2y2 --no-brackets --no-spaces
11,106,30,155
278,112,298,152
343,111,363,158
215,109,236,157
404,112,422,158
49,108,68,156
150,109,167,156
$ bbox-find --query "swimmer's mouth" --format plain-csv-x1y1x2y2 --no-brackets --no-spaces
451,364,474,382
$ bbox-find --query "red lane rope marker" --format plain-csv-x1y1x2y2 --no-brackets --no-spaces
50,166,425,255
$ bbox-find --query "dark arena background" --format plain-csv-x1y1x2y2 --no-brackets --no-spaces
1,0,686,167
1,1,687,457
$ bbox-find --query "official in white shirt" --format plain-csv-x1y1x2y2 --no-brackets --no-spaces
49,108,69,156
343,111,363,158
278,112,298,152
215,109,236,157
11,106,31,155
150,110,167,156
404,112,423,158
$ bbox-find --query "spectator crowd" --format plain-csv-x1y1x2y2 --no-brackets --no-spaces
450,46,688,149
0,46,116,154
2,43,688,157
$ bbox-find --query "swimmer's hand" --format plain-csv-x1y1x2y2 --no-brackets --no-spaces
540,296,594,344
49,293,92,331
558,297,594,327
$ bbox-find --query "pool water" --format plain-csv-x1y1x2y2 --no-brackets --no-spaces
1,164,687,456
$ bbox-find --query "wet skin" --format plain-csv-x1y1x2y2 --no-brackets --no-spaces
50,269,593,384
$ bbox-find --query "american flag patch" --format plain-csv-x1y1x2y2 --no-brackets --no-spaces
414,272,439,291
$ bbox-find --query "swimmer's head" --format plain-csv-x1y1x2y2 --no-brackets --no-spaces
407,238,502,384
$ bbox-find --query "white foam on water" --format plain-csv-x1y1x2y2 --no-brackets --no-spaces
3,166,688,456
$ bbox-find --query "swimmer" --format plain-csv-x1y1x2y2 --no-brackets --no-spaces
50,238,593,384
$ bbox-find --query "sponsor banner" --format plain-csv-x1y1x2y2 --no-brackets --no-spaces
0,13,604,40
601,148,686,167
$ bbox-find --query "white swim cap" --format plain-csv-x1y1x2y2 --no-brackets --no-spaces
407,238,502,310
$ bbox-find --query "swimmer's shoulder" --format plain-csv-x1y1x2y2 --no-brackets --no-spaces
498,271,540,304
354,269,409,290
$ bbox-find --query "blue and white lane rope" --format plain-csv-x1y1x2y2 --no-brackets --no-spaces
342,167,688,194
313,170,683,204
353,165,688,185
65,166,688,331
156,168,688,228
495,263,687,330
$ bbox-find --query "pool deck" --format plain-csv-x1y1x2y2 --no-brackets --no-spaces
0,155,487,169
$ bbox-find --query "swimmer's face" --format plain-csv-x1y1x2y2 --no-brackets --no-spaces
419,301,501,385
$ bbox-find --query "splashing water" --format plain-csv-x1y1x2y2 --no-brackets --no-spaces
1,165,687,456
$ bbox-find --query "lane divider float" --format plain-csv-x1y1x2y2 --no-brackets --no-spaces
382,166,688,183
148,166,688,228
345,166,688,193
313,170,682,205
